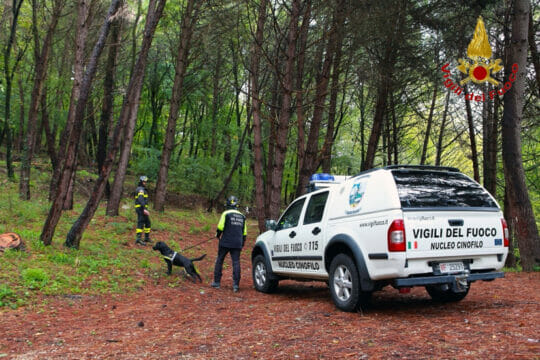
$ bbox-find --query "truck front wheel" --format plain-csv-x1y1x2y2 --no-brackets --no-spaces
252,254,279,293
329,254,370,312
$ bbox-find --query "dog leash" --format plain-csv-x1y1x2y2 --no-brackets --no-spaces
180,236,215,252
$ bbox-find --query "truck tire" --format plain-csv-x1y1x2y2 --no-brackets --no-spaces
252,254,278,293
426,284,470,302
329,254,371,312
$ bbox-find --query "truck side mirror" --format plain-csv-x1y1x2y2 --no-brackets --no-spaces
265,219,277,231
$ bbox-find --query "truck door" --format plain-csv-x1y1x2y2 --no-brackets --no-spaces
292,191,329,276
271,198,306,273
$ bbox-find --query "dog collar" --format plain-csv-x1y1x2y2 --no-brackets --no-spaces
164,252,177,262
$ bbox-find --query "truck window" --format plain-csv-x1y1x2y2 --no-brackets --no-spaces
277,198,306,230
304,191,329,225
392,170,498,209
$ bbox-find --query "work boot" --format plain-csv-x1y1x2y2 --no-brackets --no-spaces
135,234,146,246
211,281,220,289
233,285,239,293
144,233,152,244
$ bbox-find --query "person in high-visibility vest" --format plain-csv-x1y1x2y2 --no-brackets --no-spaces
211,196,247,293
134,176,151,246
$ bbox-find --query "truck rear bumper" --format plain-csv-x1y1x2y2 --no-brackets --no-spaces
393,271,504,287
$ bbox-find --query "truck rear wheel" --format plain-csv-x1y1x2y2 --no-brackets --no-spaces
426,284,470,302
252,254,278,293
329,254,370,312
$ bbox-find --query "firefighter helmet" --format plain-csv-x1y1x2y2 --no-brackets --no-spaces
226,195,239,209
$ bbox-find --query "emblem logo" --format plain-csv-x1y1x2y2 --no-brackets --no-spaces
440,16,518,102
349,180,366,210
457,16,503,86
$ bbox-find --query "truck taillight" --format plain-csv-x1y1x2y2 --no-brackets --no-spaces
501,218,509,247
388,219,406,252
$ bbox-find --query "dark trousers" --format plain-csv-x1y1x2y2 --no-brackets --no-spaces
213,246,241,286
136,209,151,234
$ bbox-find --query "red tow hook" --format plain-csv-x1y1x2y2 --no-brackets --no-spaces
399,287,411,294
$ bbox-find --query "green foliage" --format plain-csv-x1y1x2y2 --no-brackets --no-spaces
21,268,49,290
130,146,162,181
168,157,225,198
0,284,16,307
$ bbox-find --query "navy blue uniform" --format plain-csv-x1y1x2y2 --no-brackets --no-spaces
213,209,247,288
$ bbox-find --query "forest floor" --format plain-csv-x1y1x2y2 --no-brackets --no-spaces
1,232,539,360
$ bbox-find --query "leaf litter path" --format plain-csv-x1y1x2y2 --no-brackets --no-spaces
1,259,539,359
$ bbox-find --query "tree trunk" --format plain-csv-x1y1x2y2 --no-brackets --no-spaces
66,0,166,248
464,85,480,181
249,0,268,232
295,0,311,181
209,120,250,211
48,0,90,201
210,46,222,157
420,86,438,165
483,87,498,196
41,88,58,171
20,0,62,199
501,0,539,271
98,18,122,199
40,0,122,246
3,0,24,180
153,0,201,212
146,60,166,148
320,11,345,173
267,0,300,219
363,72,391,171
503,187,517,268
435,90,450,166
528,11,540,97
391,92,398,164
16,76,25,152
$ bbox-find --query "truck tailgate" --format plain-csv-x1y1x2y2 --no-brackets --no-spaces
403,210,505,259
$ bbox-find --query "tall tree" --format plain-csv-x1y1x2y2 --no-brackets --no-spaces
2,0,24,180
249,0,269,232
501,0,539,271
362,0,407,170
40,0,123,246
296,0,346,197
19,0,64,200
97,16,123,199
66,0,166,248
152,0,202,213
420,86,438,165
320,2,347,173
294,0,311,189
48,0,91,201
435,90,450,166
266,0,300,219
464,85,480,182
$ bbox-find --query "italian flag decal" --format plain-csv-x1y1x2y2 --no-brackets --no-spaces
408,241,418,250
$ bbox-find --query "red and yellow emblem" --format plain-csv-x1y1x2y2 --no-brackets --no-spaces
457,16,503,86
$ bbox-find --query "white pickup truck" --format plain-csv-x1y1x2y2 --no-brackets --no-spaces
251,165,509,311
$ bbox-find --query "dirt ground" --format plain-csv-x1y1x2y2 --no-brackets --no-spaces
1,239,539,359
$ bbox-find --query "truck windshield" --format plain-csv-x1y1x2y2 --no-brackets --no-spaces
391,170,498,209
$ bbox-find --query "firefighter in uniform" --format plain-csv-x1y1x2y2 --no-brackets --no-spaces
134,176,151,246
211,196,247,293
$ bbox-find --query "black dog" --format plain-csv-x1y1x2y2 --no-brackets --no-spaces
152,241,206,282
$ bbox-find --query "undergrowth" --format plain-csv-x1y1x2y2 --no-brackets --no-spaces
0,161,220,310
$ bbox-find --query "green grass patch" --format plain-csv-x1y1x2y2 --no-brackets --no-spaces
0,162,231,309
